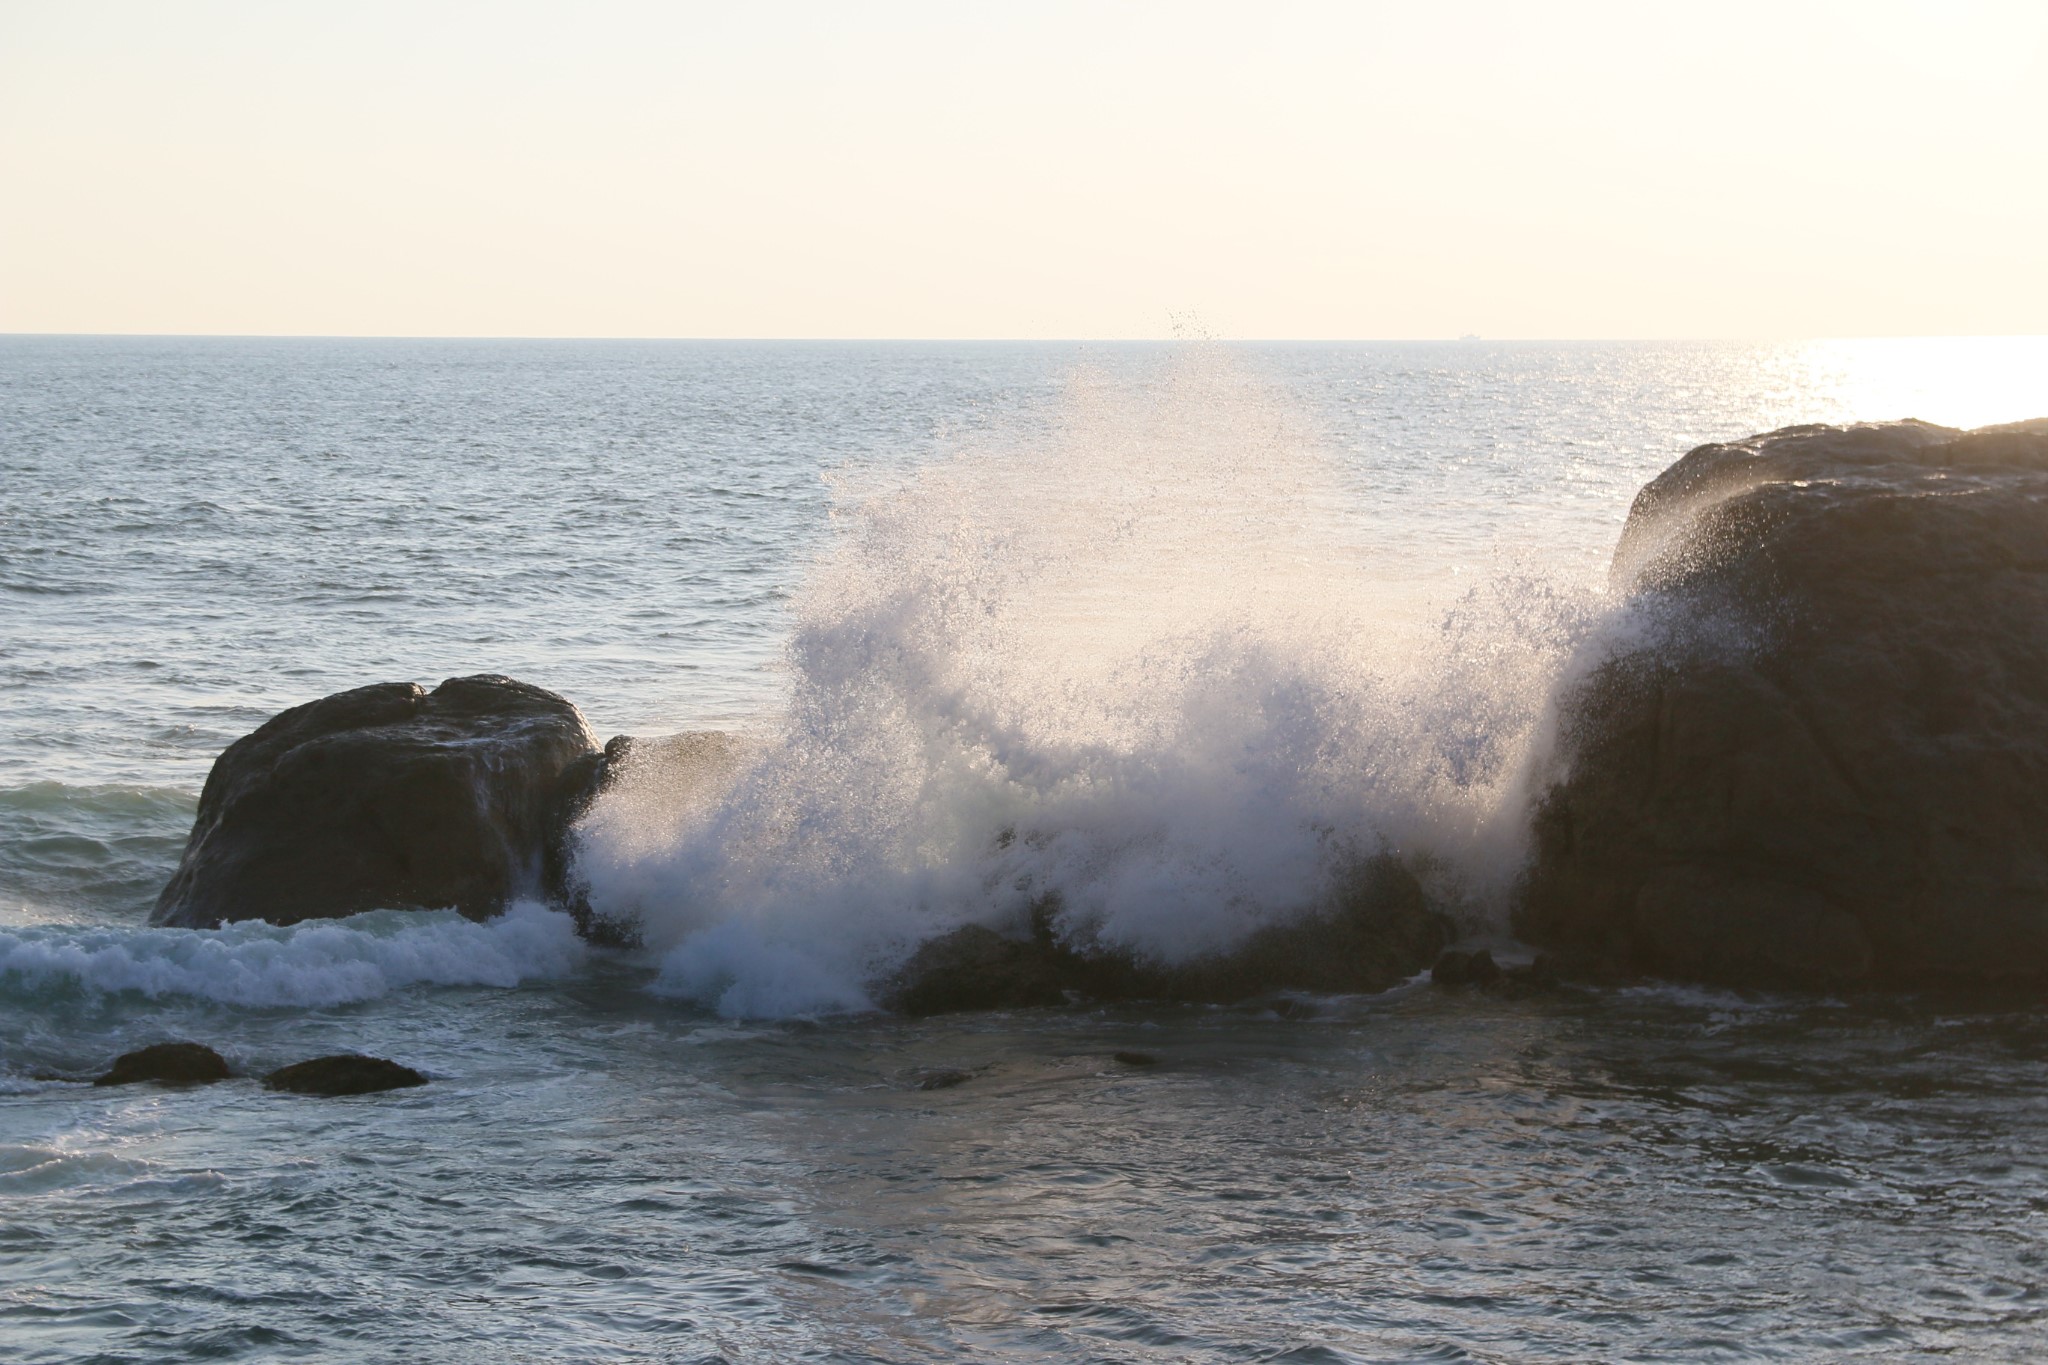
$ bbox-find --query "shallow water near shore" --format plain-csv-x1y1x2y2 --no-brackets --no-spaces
4,336,2047,1360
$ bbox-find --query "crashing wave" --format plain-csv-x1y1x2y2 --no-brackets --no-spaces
577,350,1600,1017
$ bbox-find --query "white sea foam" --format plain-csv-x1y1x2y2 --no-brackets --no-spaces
580,350,1608,1018
0,901,584,1008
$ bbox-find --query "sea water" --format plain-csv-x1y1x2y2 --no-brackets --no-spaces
3,336,2046,1361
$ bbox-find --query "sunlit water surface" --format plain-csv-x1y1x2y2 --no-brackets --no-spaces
2,337,2045,1361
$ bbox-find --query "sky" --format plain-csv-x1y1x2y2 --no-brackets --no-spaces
1,0,2043,340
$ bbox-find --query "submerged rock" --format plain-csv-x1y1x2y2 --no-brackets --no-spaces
882,856,1451,1015
263,1054,427,1096
914,1069,973,1091
152,675,598,929
1519,419,2048,989
94,1041,231,1087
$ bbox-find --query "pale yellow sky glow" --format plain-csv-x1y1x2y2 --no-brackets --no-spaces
1,0,2043,339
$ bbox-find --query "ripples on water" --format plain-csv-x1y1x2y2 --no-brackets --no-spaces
2,337,2046,1360
7,980,2046,1361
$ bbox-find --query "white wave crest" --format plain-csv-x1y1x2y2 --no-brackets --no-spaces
0,901,585,1008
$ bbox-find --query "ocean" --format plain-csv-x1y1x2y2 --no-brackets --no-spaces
3,335,2046,1361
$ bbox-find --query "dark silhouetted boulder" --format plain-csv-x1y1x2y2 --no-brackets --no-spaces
1431,948,1502,988
882,856,1450,1015
153,675,598,929
94,1041,231,1087
263,1054,427,1095
1519,419,2048,989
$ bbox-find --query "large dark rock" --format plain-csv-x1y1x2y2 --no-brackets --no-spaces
1519,419,2048,989
263,1054,427,1095
153,675,599,929
94,1041,231,1087
882,856,1450,1015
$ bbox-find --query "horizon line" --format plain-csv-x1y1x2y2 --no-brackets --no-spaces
6,331,2046,346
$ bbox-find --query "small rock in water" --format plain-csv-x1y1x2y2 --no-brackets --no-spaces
263,1054,427,1096
914,1068,973,1091
1431,949,1503,989
1112,1051,1159,1067
881,855,1451,1016
94,1042,232,1087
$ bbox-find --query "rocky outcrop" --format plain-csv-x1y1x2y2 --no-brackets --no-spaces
152,675,598,929
263,1054,427,1095
1518,419,2048,989
882,855,1450,1014
94,1041,231,1086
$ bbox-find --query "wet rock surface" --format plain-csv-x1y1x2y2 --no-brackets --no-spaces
1431,948,1502,988
1519,419,2048,989
94,1041,231,1087
882,856,1450,1015
152,675,599,929
263,1054,428,1096
885,922,1072,1016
